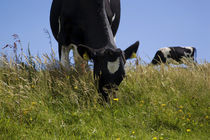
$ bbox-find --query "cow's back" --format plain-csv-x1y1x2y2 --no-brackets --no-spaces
50,0,120,42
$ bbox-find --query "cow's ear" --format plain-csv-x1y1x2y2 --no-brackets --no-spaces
124,41,139,60
77,44,95,60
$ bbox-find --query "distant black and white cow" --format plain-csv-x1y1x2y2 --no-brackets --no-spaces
151,46,197,65
50,0,139,102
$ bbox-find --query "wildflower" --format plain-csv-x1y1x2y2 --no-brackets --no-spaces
160,137,164,140
186,118,190,122
186,129,191,132
31,102,37,106
152,137,157,140
140,100,144,104
116,138,120,140
83,52,90,60
66,76,70,80
74,86,78,90
30,117,33,121
113,98,119,101
132,131,135,134
31,85,35,88
178,109,183,113
179,105,183,109
23,110,28,115
205,116,208,119
130,52,137,58
140,100,144,106
23,109,29,115
161,104,166,107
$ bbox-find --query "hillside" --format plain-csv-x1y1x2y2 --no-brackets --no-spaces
0,56,209,139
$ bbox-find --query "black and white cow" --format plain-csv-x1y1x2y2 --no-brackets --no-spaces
50,0,139,102
151,46,197,65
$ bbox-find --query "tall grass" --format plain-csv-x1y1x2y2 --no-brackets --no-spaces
0,43,209,139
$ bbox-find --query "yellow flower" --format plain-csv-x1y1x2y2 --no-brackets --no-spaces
186,129,191,132
74,86,78,90
161,104,166,107
116,138,120,140
140,100,144,106
178,109,183,113
23,110,28,115
130,53,137,58
113,98,119,101
152,137,157,140
140,100,144,104
83,52,90,60
23,109,30,115
179,105,183,109
30,117,33,121
132,131,135,134
31,102,37,106
205,116,208,119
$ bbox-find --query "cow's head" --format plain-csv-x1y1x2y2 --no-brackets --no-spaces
77,41,139,102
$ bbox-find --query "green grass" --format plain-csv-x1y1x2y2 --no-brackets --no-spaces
0,56,209,140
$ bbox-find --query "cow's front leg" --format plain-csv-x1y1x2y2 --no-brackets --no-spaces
60,44,72,69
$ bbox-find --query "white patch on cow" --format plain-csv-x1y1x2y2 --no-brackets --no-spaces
112,14,116,22
61,44,74,67
184,47,193,51
107,57,120,74
184,47,193,57
159,47,174,63
159,47,171,58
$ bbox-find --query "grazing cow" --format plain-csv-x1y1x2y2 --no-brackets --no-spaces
50,0,139,102
151,46,197,65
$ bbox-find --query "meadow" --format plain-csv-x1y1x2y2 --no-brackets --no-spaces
0,48,209,139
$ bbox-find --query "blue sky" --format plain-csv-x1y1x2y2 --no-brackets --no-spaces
0,0,210,63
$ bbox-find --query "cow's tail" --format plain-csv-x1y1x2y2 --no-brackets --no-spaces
194,47,197,63
59,44,62,60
